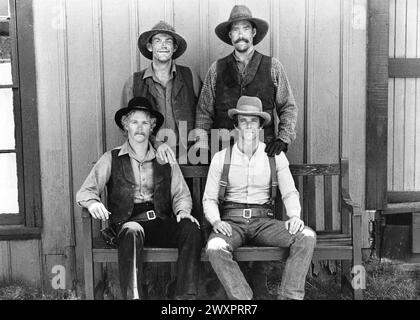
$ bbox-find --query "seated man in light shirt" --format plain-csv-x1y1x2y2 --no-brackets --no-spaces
76,97,201,300
203,96,316,300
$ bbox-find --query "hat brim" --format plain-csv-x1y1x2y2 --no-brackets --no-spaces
138,29,187,60
215,17,269,46
227,108,271,127
115,106,164,134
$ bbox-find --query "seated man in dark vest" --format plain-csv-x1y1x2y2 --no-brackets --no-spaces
203,96,316,300
76,97,201,300
121,21,201,164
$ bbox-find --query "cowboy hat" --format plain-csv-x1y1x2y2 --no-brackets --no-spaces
228,96,271,127
137,21,187,60
215,5,269,46
114,97,164,134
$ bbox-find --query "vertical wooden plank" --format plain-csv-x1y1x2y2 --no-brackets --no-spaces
102,0,133,150
66,0,105,294
416,0,420,190
10,240,41,287
276,0,306,164
241,0,271,56
324,175,333,231
0,241,11,282
208,0,236,65
306,0,340,229
388,0,396,190
138,0,166,71
412,212,420,253
346,0,367,213
33,0,76,288
173,0,201,77
404,0,417,190
366,0,389,209
393,0,406,191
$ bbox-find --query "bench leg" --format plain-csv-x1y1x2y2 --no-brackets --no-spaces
82,214,95,300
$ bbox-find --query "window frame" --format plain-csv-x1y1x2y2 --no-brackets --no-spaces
0,0,41,240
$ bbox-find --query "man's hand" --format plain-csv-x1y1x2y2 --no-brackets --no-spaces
265,139,288,156
176,211,200,228
285,216,304,235
156,143,176,164
212,220,232,237
88,202,111,221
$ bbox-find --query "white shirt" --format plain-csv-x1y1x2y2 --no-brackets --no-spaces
203,142,301,225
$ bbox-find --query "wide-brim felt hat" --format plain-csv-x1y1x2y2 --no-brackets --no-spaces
138,20,187,60
228,96,271,127
114,97,164,134
215,5,269,46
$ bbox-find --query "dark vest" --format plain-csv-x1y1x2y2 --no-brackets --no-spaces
215,51,276,143
133,65,197,134
107,149,172,224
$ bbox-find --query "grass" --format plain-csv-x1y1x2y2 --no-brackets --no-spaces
0,258,419,300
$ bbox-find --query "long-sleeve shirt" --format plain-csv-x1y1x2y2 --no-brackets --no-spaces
195,51,297,148
202,142,301,225
76,141,192,216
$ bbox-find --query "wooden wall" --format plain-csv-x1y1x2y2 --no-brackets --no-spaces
388,0,420,191
0,0,367,292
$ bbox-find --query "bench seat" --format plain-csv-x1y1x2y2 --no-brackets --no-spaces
91,233,353,262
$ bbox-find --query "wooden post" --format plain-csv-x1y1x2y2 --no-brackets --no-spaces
366,0,389,210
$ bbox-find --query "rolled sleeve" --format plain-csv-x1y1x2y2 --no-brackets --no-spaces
272,58,298,145
170,162,193,215
76,151,112,208
275,152,301,218
202,150,225,225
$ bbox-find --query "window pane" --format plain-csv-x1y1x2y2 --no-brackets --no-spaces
0,153,19,214
0,0,9,17
0,40,12,85
0,88,15,149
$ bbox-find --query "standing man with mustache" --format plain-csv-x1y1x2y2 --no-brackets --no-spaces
195,5,299,299
122,21,201,164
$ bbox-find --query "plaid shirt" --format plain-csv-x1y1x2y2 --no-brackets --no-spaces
195,52,298,148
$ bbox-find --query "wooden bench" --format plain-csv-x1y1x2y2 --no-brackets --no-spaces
82,158,363,299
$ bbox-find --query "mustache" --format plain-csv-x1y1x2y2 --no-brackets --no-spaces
234,38,249,44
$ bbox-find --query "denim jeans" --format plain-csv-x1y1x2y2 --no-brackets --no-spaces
117,216,201,300
206,216,316,300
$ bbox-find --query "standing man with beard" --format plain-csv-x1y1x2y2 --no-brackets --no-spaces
195,5,299,298
122,21,201,164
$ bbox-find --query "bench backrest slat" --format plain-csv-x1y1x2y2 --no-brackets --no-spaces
180,161,344,234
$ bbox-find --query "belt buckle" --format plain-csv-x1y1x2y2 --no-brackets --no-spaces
243,209,252,219
146,210,156,220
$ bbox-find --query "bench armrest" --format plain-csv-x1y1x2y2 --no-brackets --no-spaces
341,191,362,217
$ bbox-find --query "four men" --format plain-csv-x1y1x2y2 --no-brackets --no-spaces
78,5,316,300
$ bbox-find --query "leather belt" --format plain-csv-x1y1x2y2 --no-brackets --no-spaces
222,208,274,219
131,210,157,222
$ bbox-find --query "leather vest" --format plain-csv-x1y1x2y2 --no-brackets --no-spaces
107,149,172,224
215,51,276,143
133,65,197,134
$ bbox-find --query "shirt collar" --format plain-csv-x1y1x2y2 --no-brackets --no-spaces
143,61,177,80
233,140,266,158
233,47,255,65
118,140,156,163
